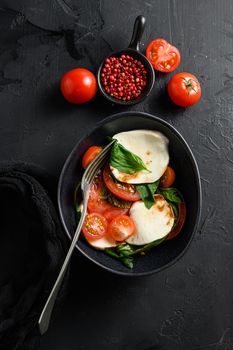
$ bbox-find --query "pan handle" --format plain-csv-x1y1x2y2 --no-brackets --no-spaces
128,15,146,51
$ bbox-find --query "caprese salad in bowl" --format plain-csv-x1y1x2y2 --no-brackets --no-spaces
58,112,201,276
75,129,186,269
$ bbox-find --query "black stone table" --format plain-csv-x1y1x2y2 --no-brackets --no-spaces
1,0,233,349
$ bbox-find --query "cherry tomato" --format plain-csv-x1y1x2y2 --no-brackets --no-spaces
82,213,108,241
167,72,201,107
104,208,129,222
82,146,103,169
108,215,135,242
103,165,140,201
60,68,97,104
87,174,130,221
166,202,186,240
87,174,114,214
160,166,176,188
146,38,180,72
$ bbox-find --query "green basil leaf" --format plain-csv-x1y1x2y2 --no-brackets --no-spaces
105,244,134,269
131,237,165,255
116,243,134,256
136,180,159,209
170,202,178,218
158,187,182,203
120,256,134,269
105,249,120,259
110,142,150,174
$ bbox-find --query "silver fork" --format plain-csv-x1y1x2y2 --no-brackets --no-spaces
38,140,115,335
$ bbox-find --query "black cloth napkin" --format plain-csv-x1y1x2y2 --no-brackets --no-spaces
0,162,68,350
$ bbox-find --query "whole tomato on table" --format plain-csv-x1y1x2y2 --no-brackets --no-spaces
167,72,201,107
60,68,97,104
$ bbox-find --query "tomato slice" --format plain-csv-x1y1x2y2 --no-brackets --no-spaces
146,38,180,72
103,165,140,201
88,174,130,221
87,174,113,214
166,202,186,240
160,166,176,188
167,72,201,107
108,215,135,242
82,146,103,169
104,208,129,222
82,213,108,241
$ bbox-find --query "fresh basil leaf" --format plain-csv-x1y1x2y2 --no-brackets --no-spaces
170,202,178,218
136,180,159,209
116,243,134,256
158,187,182,203
105,249,120,259
104,238,166,269
131,237,165,255
121,256,134,269
105,244,134,269
110,142,151,174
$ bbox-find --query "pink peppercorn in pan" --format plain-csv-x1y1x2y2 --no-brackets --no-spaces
97,16,155,105
101,54,148,102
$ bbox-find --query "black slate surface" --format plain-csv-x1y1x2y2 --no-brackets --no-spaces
0,0,233,349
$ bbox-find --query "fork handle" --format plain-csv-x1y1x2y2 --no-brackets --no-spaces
38,207,87,335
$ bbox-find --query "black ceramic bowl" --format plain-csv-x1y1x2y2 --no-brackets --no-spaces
97,16,155,106
58,112,202,276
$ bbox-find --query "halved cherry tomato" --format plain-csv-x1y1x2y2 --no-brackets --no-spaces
104,208,129,222
82,146,103,169
108,215,135,242
146,38,180,72
103,165,140,201
87,174,113,214
166,202,186,240
167,72,201,107
88,174,130,221
82,213,108,241
160,166,176,188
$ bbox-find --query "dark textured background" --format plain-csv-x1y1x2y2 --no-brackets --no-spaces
0,0,233,349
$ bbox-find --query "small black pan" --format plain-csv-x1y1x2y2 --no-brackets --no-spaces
97,15,155,105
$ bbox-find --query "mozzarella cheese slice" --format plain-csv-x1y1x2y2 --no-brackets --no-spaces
87,235,117,250
126,195,174,245
111,129,169,184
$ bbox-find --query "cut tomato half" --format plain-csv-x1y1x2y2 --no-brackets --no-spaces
82,146,103,169
103,165,140,201
82,213,108,241
146,38,180,73
160,166,176,188
166,202,186,240
107,215,135,242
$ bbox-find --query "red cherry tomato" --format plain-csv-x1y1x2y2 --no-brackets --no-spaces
87,174,130,221
166,202,186,240
60,68,97,104
146,38,180,72
87,174,114,214
103,165,140,202
82,146,103,169
82,213,108,241
104,208,129,222
107,215,135,242
160,166,176,188
167,72,201,107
